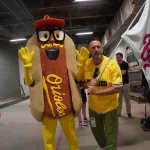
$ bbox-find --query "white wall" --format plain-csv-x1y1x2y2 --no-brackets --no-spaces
0,41,21,100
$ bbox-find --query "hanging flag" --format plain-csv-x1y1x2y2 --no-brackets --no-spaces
122,0,150,86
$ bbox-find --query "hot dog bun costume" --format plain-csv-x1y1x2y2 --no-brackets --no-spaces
18,15,82,150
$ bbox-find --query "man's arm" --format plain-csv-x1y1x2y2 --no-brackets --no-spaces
88,86,121,95
121,62,128,75
81,81,90,89
121,70,126,75
81,78,98,89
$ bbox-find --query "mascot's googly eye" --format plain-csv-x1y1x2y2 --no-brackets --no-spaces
54,30,64,41
39,31,50,42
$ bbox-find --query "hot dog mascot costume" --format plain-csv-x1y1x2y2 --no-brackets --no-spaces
18,15,83,150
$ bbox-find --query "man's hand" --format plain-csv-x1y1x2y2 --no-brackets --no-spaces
89,78,98,86
75,47,89,66
81,78,98,89
87,78,98,95
87,85,97,95
18,47,35,68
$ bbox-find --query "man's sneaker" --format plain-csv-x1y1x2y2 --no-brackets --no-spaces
83,118,88,126
83,121,88,126
84,117,89,122
141,118,150,131
78,121,82,126
84,118,89,122
128,114,132,118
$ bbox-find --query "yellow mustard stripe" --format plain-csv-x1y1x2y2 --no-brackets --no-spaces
41,43,64,49
42,76,55,116
53,43,64,48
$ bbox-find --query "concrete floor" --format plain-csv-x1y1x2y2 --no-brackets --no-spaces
0,99,150,150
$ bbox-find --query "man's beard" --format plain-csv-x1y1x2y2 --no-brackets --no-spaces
93,54,102,59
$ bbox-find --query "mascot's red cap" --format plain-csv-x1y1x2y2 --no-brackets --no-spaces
34,15,65,30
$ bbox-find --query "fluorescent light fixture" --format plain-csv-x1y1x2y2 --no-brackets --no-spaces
76,32,93,35
10,38,27,42
74,0,89,1
74,0,99,2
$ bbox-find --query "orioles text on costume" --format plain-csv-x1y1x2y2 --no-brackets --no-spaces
41,43,64,49
46,74,67,117
97,81,107,86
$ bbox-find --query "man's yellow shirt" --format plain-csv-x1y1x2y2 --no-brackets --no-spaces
84,56,122,113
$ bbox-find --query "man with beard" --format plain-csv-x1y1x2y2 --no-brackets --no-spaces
75,37,122,150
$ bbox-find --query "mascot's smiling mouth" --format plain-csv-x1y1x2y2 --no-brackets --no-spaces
45,48,59,60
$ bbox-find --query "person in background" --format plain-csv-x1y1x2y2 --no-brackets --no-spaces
116,52,132,118
78,87,88,126
75,37,122,150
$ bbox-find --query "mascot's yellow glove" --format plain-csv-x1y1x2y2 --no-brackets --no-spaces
75,47,89,81
18,47,35,86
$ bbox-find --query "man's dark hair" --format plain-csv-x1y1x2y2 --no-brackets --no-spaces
116,52,123,57
88,37,101,45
